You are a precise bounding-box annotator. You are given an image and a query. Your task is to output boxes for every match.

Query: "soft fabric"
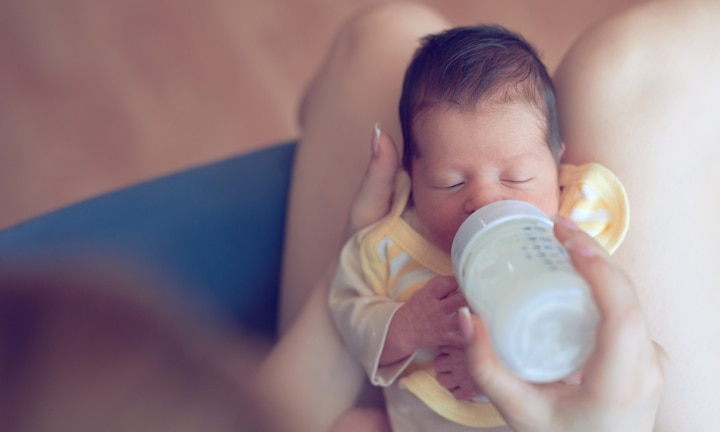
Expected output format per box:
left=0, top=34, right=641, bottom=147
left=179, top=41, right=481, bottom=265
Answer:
left=558, top=163, right=630, bottom=254
left=0, top=142, right=297, bottom=339
left=329, top=163, right=630, bottom=431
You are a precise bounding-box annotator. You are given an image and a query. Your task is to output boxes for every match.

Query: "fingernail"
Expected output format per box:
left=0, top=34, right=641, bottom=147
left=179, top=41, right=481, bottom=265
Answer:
left=371, top=123, right=381, bottom=157
left=552, top=214, right=579, bottom=232
left=562, top=371, right=583, bottom=385
left=458, top=306, right=473, bottom=344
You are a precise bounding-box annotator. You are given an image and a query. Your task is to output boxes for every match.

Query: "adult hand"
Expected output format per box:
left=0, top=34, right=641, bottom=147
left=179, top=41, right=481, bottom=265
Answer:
left=259, top=126, right=399, bottom=432
left=344, top=125, right=400, bottom=238
left=460, top=216, right=668, bottom=432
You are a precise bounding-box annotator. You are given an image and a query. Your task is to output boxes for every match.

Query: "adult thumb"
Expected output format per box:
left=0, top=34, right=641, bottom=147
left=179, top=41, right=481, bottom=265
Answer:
left=345, top=124, right=400, bottom=236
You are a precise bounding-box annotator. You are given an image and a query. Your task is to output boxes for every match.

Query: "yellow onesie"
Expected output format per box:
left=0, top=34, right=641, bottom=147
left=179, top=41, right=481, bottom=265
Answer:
left=329, top=163, right=629, bottom=431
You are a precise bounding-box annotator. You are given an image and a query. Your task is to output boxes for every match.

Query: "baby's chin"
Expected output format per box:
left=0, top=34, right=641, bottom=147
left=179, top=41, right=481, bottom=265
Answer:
left=438, top=237, right=454, bottom=255
left=423, top=229, right=455, bottom=255
left=401, top=208, right=454, bottom=253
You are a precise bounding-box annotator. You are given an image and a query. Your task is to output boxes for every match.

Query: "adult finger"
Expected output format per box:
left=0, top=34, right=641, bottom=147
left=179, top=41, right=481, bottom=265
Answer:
left=553, top=216, right=666, bottom=396
left=553, top=216, right=636, bottom=321
left=460, top=307, right=546, bottom=427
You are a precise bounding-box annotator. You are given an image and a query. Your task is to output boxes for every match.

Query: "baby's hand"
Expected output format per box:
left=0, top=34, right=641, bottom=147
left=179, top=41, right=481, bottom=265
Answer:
left=433, top=346, right=485, bottom=401
left=399, top=276, right=468, bottom=349
left=380, top=276, right=468, bottom=366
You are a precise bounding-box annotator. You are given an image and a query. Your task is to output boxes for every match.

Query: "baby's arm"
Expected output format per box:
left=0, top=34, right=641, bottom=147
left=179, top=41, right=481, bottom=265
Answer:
left=330, top=230, right=467, bottom=385
left=329, top=231, right=410, bottom=385
left=379, top=276, right=467, bottom=366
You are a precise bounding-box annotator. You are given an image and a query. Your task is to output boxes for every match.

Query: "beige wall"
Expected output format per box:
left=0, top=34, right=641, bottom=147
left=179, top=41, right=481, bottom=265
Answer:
left=0, top=0, right=645, bottom=229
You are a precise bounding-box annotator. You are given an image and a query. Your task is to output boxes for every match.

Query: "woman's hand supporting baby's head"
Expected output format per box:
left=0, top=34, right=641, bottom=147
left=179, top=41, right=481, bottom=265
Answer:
left=344, top=125, right=400, bottom=239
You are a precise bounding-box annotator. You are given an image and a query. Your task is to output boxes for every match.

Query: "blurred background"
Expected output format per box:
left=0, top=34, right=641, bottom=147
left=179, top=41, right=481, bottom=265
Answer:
left=0, top=0, right=644, bottom=230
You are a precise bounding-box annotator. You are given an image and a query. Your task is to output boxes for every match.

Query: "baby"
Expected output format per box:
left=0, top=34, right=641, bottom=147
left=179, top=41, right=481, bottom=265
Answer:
left=329, top=24, right=629, bottom=431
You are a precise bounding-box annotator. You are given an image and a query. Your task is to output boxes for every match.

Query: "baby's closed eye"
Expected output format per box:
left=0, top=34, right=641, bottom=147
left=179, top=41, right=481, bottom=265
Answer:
left=426, top=175, right=465, bottom=190
left=500, top=168, right=535, bottom=185
left=441, top=181, right=465, bottom=190
left=501, top=177, right=533, bottom=185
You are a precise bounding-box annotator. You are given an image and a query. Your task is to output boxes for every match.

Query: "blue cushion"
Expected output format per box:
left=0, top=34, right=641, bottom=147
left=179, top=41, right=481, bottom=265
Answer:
left=0, top=142, right=297, bottom=339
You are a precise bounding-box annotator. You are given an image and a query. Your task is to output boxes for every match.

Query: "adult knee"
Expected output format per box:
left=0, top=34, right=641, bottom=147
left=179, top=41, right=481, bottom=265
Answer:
left=298, top=2, right=449, bottom=128
left=556, top=1, right=720, bottom=105
left=334, top=2, right=450, bottom=63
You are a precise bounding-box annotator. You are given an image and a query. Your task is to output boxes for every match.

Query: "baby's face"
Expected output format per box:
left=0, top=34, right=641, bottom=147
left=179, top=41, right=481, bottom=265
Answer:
left=410, top=101, right=561, bottom=253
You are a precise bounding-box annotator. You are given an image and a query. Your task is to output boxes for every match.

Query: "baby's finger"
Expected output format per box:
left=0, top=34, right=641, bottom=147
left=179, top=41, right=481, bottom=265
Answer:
left=435, top=371, right=458, bottom=389
left=428, top=276, right=459, bottom=299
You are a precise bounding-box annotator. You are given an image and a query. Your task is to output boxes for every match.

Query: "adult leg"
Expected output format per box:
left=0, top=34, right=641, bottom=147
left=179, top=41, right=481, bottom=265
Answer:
left=554, top=1, right=720, bottom=429
left=256, top=5, right=450, bottom=432
left=279, top=2, right=451, bottom=332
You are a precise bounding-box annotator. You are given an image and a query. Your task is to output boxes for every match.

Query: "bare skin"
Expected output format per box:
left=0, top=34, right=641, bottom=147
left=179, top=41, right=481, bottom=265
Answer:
left=462, top=216, right=668, bottom=432
left=553, top=2, right=720, bottom=429
left=261, top=1, right=720, bottom=431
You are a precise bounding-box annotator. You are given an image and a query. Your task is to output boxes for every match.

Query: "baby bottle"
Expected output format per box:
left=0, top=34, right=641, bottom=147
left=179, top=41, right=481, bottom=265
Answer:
left=451, top=200, right=599, bottom=383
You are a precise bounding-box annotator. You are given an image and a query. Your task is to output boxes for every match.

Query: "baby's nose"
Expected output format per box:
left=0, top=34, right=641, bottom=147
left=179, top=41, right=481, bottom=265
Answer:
left=464, top=185, right=503, bottom=215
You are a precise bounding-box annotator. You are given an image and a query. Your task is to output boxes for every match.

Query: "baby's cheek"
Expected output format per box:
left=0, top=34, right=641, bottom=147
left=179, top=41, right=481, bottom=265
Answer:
left=523, top=185, right=561, bottom=216
left=423, top=214, right=456, bottom=252
left=537, top=193, right=561, bottom=216
left=440, top=218, right=465, bottom=253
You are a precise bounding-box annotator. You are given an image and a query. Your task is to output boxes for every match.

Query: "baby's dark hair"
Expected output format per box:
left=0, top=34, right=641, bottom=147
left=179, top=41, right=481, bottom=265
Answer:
left=399, top=25, right=563, bottom=173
